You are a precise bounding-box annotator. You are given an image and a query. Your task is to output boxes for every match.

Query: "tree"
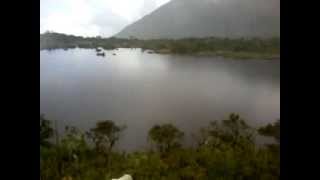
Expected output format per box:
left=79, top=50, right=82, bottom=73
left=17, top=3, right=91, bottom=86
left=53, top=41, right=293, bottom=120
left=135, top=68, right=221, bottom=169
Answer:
left=87, top=120, right=125, bottom=154
left=258, top=120, right=280, bottom=143
left=220, top=113, right=255, bottom=148
left=148, top=124, right=184, bottom=153
left=59, top=126, right=89, bottom=179
left=40, top=114, right=53, bottom=147
left=61, top=126, right=88, bottom=157
left=195, top=113, right=255, bottom=150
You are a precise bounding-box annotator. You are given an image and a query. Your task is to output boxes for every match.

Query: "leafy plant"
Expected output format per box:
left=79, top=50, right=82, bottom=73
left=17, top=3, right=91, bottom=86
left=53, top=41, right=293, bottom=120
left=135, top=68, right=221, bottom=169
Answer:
left=148, top=124, right=184, bottom=153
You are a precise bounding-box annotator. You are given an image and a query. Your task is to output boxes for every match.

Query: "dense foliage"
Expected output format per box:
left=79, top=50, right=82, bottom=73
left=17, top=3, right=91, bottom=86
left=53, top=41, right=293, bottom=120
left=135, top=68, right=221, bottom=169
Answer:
left=40, top=114, right=280, bottom=180
left=258, top=120, right=280, bottom=143
left=148, top=124, right=184, bottom=153
left=40, top=32, right=279, bottom=59
left=40, top=115, right=54, bottom=147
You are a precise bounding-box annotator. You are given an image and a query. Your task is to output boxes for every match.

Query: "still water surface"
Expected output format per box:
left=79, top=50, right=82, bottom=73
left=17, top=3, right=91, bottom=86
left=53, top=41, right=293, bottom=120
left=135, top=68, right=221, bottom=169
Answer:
left=40, top=48, right=280, bottom=151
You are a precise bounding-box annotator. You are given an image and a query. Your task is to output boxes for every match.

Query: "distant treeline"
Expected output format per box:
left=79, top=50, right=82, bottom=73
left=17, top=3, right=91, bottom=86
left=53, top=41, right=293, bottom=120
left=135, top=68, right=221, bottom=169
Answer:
left=40, top=32, right=280, bottom=59
left=40, top=113, right=280, bottom=180
left=40, top=32, right=133, bottom=50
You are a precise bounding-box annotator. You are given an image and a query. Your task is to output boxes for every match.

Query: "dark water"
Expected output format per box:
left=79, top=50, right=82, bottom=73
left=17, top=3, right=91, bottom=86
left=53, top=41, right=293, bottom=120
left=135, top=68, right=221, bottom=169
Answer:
left=40, top=48, right=280, bottom=151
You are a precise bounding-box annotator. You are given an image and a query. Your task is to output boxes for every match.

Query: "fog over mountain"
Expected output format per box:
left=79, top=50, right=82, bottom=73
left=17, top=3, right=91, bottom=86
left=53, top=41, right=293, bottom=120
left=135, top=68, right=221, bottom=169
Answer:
left=115, top=0, right=280, bottom=39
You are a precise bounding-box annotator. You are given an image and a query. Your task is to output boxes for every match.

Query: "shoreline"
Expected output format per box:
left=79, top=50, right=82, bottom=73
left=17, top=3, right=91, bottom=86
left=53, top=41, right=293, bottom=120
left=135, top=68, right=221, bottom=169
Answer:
left=152, top=49, right=280, bottom=60
left=40, top=47, right=280, bottom=60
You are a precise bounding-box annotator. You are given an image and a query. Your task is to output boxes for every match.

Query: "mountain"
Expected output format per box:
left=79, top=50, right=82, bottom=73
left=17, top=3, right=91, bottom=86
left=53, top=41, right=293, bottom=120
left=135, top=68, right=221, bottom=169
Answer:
left=115, top=0, right=280, bottom=39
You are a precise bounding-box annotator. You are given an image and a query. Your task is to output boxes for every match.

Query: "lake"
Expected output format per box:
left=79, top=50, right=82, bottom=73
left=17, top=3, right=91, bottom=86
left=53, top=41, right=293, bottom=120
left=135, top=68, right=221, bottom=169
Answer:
left=40, top=48, right=280, bottom=151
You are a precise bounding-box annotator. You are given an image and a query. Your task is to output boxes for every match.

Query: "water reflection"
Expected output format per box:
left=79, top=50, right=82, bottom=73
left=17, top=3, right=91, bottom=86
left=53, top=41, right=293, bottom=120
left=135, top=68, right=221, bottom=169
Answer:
left=40, top=48, right=280, bottom=151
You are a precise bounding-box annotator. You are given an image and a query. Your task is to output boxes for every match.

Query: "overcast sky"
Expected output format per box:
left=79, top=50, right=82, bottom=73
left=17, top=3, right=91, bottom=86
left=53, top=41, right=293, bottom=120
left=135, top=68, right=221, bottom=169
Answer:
left=40, top=0, right=171, bottom=37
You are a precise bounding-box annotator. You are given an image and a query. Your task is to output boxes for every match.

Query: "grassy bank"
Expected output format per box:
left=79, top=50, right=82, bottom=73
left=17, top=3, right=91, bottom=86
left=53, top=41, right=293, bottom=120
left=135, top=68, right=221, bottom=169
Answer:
left=153, top=49, right=280, bottom=60
left=208, top=51, right=280, bottom=60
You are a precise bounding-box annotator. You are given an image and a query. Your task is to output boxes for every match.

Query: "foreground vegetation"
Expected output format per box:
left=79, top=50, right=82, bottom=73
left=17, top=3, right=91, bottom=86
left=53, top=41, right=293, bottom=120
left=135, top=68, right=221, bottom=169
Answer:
left=40, top=32, right=279, bottom=60
left=40, top=114, right=280, bottom=180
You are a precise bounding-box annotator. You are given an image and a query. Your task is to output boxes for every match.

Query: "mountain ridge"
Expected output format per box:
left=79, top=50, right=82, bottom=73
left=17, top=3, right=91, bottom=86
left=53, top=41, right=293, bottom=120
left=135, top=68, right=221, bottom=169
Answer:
left=115, top=0, right=280, bottom=39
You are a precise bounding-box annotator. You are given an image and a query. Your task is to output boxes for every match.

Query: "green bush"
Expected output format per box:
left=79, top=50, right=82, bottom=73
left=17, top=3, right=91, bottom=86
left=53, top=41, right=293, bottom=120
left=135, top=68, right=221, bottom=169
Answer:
left=40, top=114, right=280, bottom=180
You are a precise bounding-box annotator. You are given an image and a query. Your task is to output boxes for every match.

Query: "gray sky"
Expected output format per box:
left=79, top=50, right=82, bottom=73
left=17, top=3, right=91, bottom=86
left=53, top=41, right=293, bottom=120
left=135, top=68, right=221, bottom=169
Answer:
left=40, top=0, right=171, bottom=37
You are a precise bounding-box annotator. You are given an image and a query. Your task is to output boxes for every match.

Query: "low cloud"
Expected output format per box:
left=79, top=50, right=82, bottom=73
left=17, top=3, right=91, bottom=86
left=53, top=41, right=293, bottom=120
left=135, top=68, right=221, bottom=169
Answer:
left=40, top=0, right=171, bottom=37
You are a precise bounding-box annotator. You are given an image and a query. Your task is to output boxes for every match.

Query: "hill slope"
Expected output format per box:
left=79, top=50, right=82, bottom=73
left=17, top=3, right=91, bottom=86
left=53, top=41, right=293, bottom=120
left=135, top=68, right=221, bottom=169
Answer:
left=115, top=0, right=280, bottom=39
